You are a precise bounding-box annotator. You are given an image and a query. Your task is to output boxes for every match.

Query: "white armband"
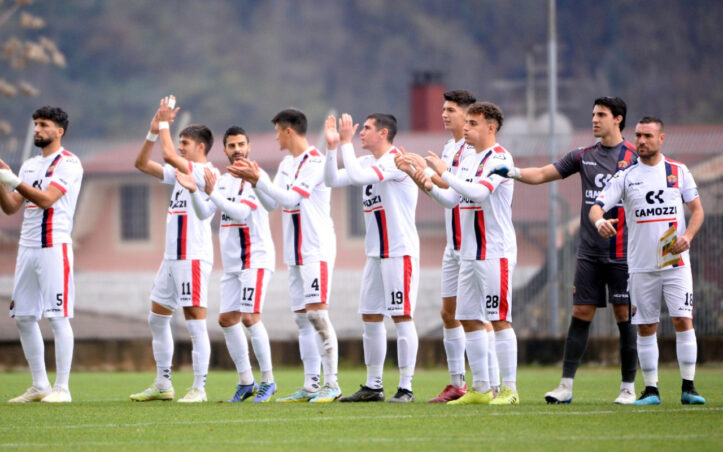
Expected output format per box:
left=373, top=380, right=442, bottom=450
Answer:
left=146, top=131, right=158, bottom=142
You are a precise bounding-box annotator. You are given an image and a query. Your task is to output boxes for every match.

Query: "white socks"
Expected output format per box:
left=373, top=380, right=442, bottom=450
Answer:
left=363, top=321, right=386, bottom=389
left=308, top=310, right=338, bottom=387
left=295, top=313, right=320, bottom=391
left=465, top=329, right=490, bottom=393
left=676, top=329, right=697, bottom=381
left=248, top=322, right=273, bottom=383
left=222, top=323, right=253, bottom=385
left=395, top=321, right=418, bottom=391
left=495, top=328, right=518, bottom=393
left=487, top=329, right=500, bottom=390
left=15, top=316, right=50, bottom=390
left=186, top=319, right=210, bottom=389
left=47, top=317, right=73, bottom=389
left=148, top=312, right=173, bottom=388
left=637, top=333, right=659, bottom=387
left=443, top=326, right=466, bottom=386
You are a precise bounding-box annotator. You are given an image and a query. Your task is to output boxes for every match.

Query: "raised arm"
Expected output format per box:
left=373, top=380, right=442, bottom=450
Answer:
left=134, top=106, right=165, bottom=180
left=324, top=115, right=351, bottom=188
left=487, top=161, right=561, bottom=185
left=157, top=95, right=187, bottom=174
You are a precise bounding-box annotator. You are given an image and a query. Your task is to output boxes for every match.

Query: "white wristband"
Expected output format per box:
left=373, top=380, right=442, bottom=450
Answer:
left=509, top=167, right=521, bottom=179
left=146, top=131, right=158, bottom=142
left=158, top=121, right=170, bottom=130
left=594, top=218, right=606, bottom=230
left=423, top=167, right=436, bottom=178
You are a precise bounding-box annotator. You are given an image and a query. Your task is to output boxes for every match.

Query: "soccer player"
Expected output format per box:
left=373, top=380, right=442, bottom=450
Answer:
left=420, top=102, right=519, bottom=405
left=590, top=116, right=705, bottom=406
left=131, top=96, right=218, bottom=403
left=229, top=109, right=340, bottom=403
left=175, top=126, right=276, bottom=403
left=1, top=106, right=82, bottom=403
left=397, top=90, right=503, bottom=402
left=487, top=97, right=638, bottom=404
left=325, top=113, right=420, bottom=403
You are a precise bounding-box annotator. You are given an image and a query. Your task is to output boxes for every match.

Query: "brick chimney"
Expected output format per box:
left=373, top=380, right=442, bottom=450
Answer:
left=410, top=71, right=445, bottom=132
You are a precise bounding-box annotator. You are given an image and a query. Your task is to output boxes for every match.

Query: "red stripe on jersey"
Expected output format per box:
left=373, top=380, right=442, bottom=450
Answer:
left=320, top=261, right=328, bottom=304
left=45, top=154, right=62, bottom=177
left=479, top=180, right=494, bottom=192
left=452, top=205, right=461, bottom=251
left=292, top=212, right=303, bottom=265
left=499, top=258, right=509, bottom=321
left=372, top=166, right=384, bottom=181
left=177, top=215, right=187, bottom=259
left=493, top=145, right=505, bottom=154
left=49, top=181, right=67, bottom=194
left=403, top=256, right=412, bottom=317
left=615, top=207, right=625, bottom=259
left=241, top=199, right=257, bottom=209
left=42, top=208, right=54, bottom=248
left=62, top=243, right=70, bottom=317
left=309, top=149, right=321, bottom=157
left=253, top=268, right=264, bottom=313
left=292, top=186, right=310, bottom=198
left=374, top=209, right=389, bottom=258
left=636, top=217, right=677, bottom=224
left=191, top=260, right=201, bottom=306
left=240, top=227, right=251, bottom=269
left=474, top=210, right=486, bottom=260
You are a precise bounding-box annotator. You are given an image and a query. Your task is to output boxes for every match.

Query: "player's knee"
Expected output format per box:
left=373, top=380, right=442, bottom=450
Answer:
left=14, top=315, right=36, bottom=329
left=440, top=307, right=457, bottom=325
left=572, top=304, right=596, bottom=321
left=240, top=314, right=258, bottom=328
left=218, top=312, right=240, bottom=328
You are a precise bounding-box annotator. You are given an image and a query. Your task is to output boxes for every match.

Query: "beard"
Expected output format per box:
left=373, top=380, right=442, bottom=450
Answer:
left=34, top=136, right=53, bottom=148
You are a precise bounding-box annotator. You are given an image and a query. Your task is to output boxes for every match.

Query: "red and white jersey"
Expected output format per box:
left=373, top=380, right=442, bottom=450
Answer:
left=457, top=144, right=516, bottom=261
left=440, top=137, right=472, bottom=252
left=595, top=155, right=698, bottom=273
left=162, top=162, right=218, bottom=263
left=357, top=146, right=419, bottom=258
left=18, top=148, right=83, bottom=248
left=216, top=173, right=275, bottom=273
left=274, top=147, right=335, bottom=265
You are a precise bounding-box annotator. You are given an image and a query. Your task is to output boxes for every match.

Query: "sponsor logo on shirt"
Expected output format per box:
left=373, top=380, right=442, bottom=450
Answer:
left=582, top=160, right=597, bottom=166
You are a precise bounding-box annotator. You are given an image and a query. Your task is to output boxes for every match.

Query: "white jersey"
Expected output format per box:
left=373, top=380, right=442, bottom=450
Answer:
left=216, top=173, right=275, bottom=273
left=18, top=148, right=83, bottom=248
left=595, top=155, right=698, bottom=273
left=162, top=162, right=217, bottom=263
left=457, top=144, right=517, bottom=261
left=274, top=147, right=335, bottom=265
left=357, top=146, right=419, bottom=258
left=440, top=137, right=472, bottom=252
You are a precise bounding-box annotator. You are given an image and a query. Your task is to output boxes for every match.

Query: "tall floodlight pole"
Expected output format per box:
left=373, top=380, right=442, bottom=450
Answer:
left=547, top=0, right=559, bottom=337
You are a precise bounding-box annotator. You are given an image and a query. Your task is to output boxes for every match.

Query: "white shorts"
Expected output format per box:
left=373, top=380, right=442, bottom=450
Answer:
left=11, top=244, right=74, bottom=320
left=441, top=246, right=461, bottom=298
left=220, top=268, right=273, bottom=314
left=456, top=258, right=514, bottom=322
left=629, top=267, right=694, bottom=324
left=150, top=259, right=211, bottom=310
left=288, top=260, right=332, bottom=312
left=359, top=256, right=419, bottom=317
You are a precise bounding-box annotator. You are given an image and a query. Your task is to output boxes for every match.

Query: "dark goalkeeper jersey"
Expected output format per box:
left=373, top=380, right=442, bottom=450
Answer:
left=553, top=140, right=637, bottom=263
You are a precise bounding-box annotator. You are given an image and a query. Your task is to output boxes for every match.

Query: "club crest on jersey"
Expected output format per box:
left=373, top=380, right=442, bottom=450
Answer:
left=617, top=160, right=629, bottom=170
left=631, top=305, right=637, bottom=317
left=667, top=174, right=677, bottom=185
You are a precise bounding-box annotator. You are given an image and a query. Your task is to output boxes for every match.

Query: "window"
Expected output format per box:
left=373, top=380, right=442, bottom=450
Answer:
left=120, top=184, right=149, bottom=240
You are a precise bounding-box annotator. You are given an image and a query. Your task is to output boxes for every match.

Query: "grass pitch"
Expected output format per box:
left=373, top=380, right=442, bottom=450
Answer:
left=0, top=366, right=720, bottom=451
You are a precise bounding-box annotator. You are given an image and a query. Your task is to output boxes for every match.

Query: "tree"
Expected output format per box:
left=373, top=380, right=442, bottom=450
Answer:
left=0, top=0, right=65, bottom=152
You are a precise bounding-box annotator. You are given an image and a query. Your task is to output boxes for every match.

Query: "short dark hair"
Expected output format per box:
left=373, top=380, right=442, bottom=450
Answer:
left=223, top=126, right=249, bottom=146
left=180, top=124, right=214, bottom=155
left=638, top=116, right=664, bottom=131
left=443, top=90, right=476, bottom=108
left=32, top=106, right=69, bottom=135
left=594, top=96, right=627, bottom=131
left=366, top=113, right=398, bottom=143
left=467, top=102, right=504, bottom=132
left=271, top=109, right=307, bottom=136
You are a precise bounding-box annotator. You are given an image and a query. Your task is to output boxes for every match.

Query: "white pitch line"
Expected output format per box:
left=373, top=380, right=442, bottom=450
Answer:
left=0, top=407, right=719, bottom=432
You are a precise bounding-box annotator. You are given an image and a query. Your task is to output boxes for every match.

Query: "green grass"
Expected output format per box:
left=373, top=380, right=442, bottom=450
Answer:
left=1, top=366, right=721, bottom=451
